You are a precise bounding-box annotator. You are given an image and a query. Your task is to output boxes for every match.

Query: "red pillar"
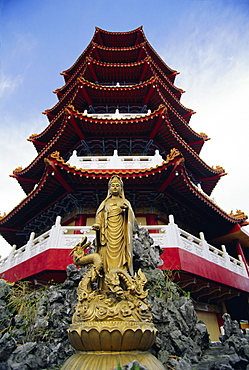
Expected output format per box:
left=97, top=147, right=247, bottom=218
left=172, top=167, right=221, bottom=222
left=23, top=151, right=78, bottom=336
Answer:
left=235, top=240, right=249, bottom=277
left=217, top=313, right=224, bottom=332
left=74, top=214, right=87, bottom=234
left=145, top=214, right=158, bottom=233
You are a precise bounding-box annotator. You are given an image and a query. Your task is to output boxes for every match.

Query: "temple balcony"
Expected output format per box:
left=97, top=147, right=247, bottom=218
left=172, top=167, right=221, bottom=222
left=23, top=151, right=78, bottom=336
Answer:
left=69, top=149, right=163, bottom=170
left=0, top=215, right=248, bottom=291
left=96, top=82, right=140, bottom=86
left=85, top=106, right=151, bottom=115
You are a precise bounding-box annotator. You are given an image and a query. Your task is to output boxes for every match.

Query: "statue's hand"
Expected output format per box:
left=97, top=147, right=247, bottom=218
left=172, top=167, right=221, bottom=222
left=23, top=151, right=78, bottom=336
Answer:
left=120, top=204, right=128, bottom=211
left=92, top=223, right=100, bottom=231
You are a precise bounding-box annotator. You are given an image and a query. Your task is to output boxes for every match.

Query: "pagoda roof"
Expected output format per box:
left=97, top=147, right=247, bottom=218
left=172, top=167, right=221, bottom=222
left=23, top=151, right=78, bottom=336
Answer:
left=63, top=56, right=152, bottom=87
left=94, top=27, right=178, bottom=82
left=35, top=59, right=186, bottom=152
left=65, top=105, right=219, bottom=195
left=43, top=76, right=162, bottom=123
left=89, top=42, right=148, bottom=63
left=63, top=27, right=177, bottom=85
left=60, top=56, right=181, bottom=95
left=14, top=105, right=215, bottom=195
left=41, top=76, right=195, bottom=146
left=61, top=45, right=178, bottom=101
left=30, top=28, right=192, bottom=160
left=93, top=27, right=146, bottom=47
left=0, top=150, right=246, bottom=248
left=58, top=57, right=186, bottom=119
left=63, top=43, right=149, bottom=83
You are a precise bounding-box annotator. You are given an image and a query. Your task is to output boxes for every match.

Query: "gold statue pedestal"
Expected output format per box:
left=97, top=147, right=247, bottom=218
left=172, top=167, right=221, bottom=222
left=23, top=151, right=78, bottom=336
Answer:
left=61, top=350, right=165, bottom=370
left=67, top=321, right=157, bottom=351
left=61, top=320, right=165, bottom=369
left=61, top=308, right=165, bottom=370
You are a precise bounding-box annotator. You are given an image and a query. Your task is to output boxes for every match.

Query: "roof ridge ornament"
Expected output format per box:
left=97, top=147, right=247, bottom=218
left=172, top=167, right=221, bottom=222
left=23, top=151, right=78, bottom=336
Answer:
left=0, top=212, right=6, bottom=220
left=165, top=148, right=181, bottom=163
left=212, top=165, right=227, bottom=175
left=229, top=209, right=248, bottom=220
left=12, top=166, right=23, bottom=174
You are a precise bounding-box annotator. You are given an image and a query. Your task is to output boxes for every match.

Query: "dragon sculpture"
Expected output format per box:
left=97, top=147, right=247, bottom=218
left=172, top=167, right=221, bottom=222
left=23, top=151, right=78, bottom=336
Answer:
left=70, top=236, right=152, bottom=323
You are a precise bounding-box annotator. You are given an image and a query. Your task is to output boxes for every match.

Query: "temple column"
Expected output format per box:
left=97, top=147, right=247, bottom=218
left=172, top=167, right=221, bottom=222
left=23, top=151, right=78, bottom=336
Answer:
left=74, top=214, right=87, bottom=234
left=145, top=213, right=158, bottom=233
left=235, top=239, right=249, bottom=276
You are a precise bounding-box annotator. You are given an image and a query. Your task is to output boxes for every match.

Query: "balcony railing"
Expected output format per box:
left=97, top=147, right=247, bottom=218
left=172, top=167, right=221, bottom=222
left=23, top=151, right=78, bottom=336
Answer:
left=84, top=106, right=151, bottom=115
left=0, top=215, right=248, bottom=279
left=69, top=149, right=163, bottom=170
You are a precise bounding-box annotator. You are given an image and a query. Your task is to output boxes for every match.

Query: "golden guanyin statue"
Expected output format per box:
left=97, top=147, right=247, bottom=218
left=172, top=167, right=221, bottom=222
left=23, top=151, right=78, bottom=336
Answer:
left=62, top=176, right=165, bottom=370
left=93, top=175, right=134, bottom=275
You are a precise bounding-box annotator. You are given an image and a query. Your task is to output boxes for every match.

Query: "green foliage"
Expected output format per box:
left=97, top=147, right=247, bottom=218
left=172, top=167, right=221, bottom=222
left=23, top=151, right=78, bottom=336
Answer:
left=132, top=364, right=141, bottom=370
left=4, top=281, right=51, bottom=343
left=115, top=361, right=141, bottom=370
left=7, top=281, right=38, bottom=341
left=117, top=360, right=122, bottom=369
left=146, top=270, right=191, bottom=301
left=163, top=270, right=191, bottom=299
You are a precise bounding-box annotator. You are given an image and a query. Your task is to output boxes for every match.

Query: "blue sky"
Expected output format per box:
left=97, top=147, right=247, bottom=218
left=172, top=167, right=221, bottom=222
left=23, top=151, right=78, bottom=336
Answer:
left=1, top=0, right=249, bottom=256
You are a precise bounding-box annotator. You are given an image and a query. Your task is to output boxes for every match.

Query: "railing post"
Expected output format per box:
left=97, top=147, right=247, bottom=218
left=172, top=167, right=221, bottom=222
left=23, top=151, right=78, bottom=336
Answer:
left=221, top=244, right=230, bottom=269
left=165, top=215, right=182, bottom=247
left=113, top=149, right=118, bottom=168
left=26, top=232, right=35, bottom=259
left=49, top=216, right=62, bottom=249
left=238, top=254, right=249, bottom=277
left=221, top=244, right=232, bottom=271
left=55, top=215, right=62, bottom=227
left=5, top=245, right=16, bottom=271
left=199, top=232, right=209, bottom=259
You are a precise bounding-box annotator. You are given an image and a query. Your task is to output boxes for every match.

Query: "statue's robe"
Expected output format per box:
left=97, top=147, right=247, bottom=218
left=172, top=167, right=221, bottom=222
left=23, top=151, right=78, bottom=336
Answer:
left=95, top=197, right=134, bottom=276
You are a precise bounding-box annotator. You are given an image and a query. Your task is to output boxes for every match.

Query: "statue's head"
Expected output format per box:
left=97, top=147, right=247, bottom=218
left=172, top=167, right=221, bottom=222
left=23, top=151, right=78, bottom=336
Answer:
left=108, top=175, right=123, bottom=196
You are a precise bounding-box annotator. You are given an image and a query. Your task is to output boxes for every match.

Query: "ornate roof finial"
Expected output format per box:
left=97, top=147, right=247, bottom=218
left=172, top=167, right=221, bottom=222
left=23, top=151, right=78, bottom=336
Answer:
left=0, top=212, right=6, bottom=220
left=229, top=209, right=248, bottom=220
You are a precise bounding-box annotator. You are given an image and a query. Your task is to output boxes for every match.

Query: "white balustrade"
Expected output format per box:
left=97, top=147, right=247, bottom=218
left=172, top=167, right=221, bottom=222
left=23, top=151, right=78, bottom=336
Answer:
left=69, top=149, right=163, bottom=170
left=143, top=216, right=247, bottom=277
left=0, top=214, right=248, bottom=280
left=0, top=217, right=94, bottom=276
left=83, top=108, right=151, bottom=120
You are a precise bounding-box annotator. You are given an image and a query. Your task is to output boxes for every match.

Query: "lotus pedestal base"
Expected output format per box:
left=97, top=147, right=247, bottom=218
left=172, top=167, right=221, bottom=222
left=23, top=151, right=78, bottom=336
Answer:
left=62, top=321, right=165, bottom=369
left=61, top=350, right=165, bottom=370
left=67, top=321, right=157, bottom=352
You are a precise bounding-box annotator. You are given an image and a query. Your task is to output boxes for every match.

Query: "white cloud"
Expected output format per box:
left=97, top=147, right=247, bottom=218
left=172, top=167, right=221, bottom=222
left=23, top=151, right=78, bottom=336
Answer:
left=0, top=114, right=44, bottom=211
left=159, top=7, right=249, bottom=216
left=0, top=74, right=23, bottom=102
left=0, top=114, right=43, bottom=258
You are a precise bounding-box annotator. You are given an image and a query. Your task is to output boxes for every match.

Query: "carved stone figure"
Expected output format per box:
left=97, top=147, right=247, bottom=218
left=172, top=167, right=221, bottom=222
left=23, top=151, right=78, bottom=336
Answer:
left=92, top=175, right=135, bottom=275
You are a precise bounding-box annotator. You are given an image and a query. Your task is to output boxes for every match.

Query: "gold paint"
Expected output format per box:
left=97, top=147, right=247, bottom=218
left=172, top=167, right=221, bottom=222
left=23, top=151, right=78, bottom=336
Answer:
left=92, top=176, right=134, bottom=275
left=64, top=176, right=164, bottom=369
left=229, top=209, right=248, bottom=220
left=0, top=212, right=6, bottom=220
left=61, top=351, right=165, bottom=370
left=165, top=148, right=181, bottom=162
left=200, top=132, right=209, bottom=138
left=28, top=134, right=38, bottom=139
left=13, top=167, right=23, bottom=173
left=212, top=165, right=226, bottom=173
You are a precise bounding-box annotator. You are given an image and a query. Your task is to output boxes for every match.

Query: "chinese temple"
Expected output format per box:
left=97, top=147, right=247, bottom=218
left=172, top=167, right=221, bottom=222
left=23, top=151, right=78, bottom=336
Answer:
left=0, top=27, right=249, bottom=340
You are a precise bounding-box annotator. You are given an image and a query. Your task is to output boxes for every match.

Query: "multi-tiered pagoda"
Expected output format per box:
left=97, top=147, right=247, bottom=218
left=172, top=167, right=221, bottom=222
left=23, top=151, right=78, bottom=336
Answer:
left=1, top=27, right=249, bottom=340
